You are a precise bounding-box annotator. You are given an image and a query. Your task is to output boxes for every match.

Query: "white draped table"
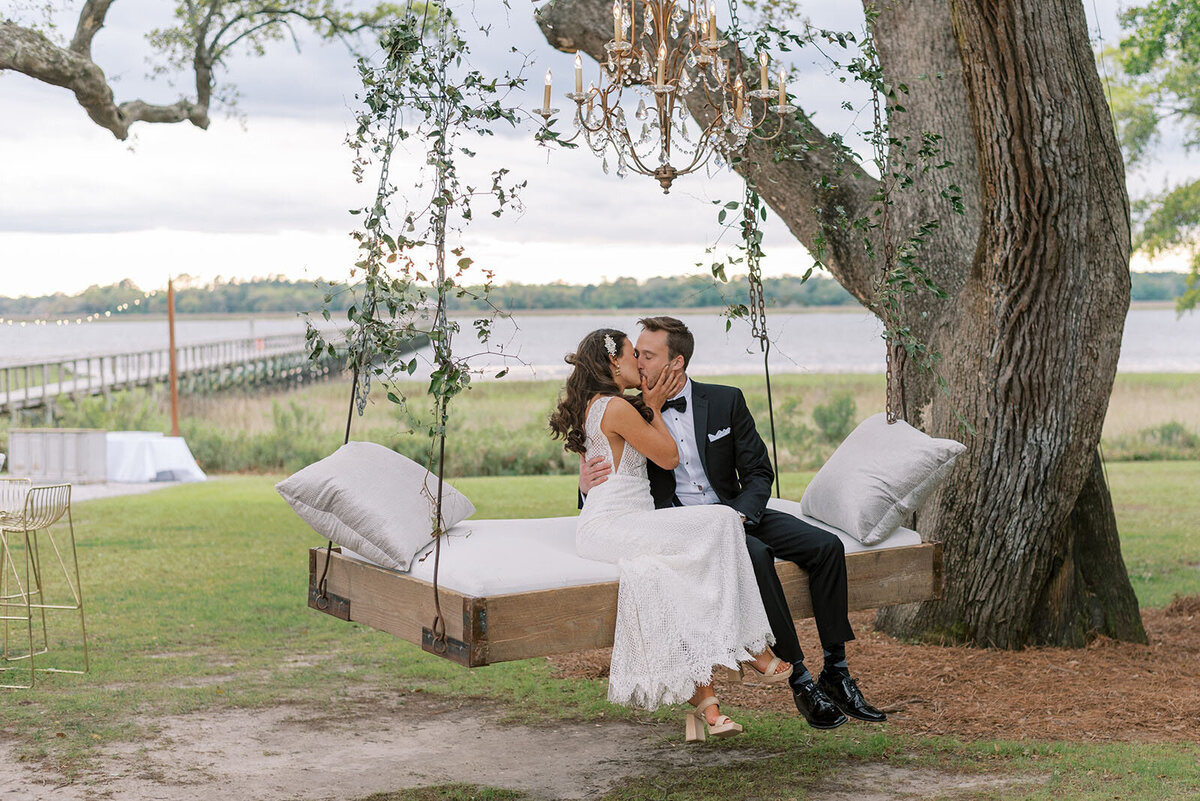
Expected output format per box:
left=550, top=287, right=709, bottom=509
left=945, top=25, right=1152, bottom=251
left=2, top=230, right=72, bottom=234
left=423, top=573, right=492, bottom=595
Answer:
left=106, top=432, right=206, bottom=483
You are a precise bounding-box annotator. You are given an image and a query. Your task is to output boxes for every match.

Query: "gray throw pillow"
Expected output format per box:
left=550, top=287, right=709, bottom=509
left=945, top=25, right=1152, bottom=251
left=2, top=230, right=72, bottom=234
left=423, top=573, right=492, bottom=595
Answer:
left=800, top=413, right=965, bottom=545
left=276, top=441, right=475, bottom=571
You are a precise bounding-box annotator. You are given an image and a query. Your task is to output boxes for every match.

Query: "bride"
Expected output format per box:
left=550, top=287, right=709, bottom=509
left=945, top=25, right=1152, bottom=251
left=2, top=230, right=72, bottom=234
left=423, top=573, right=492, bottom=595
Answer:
left=549, top=328, right=788, bottom=742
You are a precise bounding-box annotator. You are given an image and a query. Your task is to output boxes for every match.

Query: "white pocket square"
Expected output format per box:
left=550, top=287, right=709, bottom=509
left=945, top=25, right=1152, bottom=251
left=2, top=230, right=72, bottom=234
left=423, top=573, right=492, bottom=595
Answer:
left=708, top=428, right=732, bottom=442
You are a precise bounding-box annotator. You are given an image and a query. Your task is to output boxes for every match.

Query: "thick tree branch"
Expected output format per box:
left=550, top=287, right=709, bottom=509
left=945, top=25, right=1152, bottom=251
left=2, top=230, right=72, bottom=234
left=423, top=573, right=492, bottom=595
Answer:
left=533, top=0, right=881, bottom=302
left=1, top=19, right=210, bottom=139
left=69, top=0, right=116, bottom=57
left=3, top=2, right=390, bottom=141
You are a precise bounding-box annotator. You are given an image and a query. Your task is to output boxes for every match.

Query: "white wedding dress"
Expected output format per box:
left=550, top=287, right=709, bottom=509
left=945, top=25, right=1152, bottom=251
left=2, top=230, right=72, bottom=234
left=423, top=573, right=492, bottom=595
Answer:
left=577, top=396, right=774, bottom=709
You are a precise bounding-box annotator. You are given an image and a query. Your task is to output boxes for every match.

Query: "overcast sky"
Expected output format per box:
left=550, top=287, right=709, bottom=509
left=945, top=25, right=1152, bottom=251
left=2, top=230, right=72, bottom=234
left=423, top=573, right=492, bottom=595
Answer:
left=0, top=0, right=1192, bottom=298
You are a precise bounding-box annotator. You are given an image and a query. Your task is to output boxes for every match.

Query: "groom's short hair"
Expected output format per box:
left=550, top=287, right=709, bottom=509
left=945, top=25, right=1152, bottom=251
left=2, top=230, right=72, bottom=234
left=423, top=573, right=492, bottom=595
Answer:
left=638, top=316, right=694, bottom=369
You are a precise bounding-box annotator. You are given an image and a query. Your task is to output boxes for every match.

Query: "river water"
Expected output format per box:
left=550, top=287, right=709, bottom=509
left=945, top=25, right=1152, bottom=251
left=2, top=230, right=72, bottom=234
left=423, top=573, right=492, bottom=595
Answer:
left=1, top=308, right=1197, bottom=377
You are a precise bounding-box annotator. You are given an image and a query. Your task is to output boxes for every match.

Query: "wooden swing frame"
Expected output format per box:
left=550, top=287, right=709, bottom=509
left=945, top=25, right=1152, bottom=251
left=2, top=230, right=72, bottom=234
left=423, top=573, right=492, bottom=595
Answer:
left=308, top=539, right=942, bottom=668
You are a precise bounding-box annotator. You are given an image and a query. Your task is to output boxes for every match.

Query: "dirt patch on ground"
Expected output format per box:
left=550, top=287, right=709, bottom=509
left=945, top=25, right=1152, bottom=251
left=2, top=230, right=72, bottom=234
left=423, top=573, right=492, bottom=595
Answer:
left=551, top=600, right=1200, bottom=743
left=0, top=692, right=765, bottom=801
left=0, top=690, right=1037, bottom=801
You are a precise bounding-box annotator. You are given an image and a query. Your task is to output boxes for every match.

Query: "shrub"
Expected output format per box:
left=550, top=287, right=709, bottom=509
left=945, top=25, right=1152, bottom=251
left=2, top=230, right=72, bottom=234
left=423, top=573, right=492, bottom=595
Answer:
left=54, top=389, right=168, bottom=432
left=812, top=392, right=857, bottom=444
left=1104, top=420, right=1200, bottom=461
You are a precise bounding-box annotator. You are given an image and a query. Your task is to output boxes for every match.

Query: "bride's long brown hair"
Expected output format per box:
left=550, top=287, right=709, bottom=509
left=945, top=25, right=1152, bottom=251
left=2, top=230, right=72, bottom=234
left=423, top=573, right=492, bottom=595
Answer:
left=549, top=329, right=653, bottom=455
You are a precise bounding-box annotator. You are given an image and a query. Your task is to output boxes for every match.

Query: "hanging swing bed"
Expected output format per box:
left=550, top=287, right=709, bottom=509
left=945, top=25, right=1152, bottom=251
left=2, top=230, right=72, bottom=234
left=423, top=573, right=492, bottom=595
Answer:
left=305, top=510, right=942, bottom=669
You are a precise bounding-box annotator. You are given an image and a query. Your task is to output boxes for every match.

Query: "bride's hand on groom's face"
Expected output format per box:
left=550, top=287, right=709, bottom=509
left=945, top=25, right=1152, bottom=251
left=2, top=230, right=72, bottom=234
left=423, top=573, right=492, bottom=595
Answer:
left=642, top=365, right=685, bottom=411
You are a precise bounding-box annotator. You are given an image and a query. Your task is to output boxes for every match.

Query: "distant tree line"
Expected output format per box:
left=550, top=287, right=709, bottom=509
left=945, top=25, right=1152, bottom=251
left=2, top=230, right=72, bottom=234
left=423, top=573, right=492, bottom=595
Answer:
left=0, top=273, right=1190, bottom=317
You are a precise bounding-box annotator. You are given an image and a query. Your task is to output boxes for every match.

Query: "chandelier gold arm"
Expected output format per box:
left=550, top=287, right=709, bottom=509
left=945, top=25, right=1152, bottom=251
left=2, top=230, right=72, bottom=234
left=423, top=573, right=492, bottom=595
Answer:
left=536, top=0, right=796, bottom=191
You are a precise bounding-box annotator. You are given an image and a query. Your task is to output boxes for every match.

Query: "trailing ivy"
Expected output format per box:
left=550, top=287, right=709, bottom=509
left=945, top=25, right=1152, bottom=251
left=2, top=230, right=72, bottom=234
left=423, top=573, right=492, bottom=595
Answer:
left=306, top=8, right=531, bottom=532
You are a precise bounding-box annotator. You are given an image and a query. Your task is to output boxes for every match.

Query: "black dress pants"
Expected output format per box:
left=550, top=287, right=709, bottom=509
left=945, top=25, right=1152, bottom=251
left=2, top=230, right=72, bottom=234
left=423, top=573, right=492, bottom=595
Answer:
left=743, top=509, right=855, bottom=665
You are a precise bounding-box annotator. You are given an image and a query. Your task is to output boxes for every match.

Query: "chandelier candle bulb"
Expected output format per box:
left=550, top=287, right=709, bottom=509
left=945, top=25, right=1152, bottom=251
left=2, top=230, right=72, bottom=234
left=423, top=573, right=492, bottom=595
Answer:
left=734, top=75, right=744, bottom=118
left=657, top=41, right=667, bottom=86
left=544, top=70, right=552, bottom=114
left=778, top=68, right=786, bottom=106
left=759, top=51, right=769, bottom=90
left=575, top=54, right=583, bottom=93
left=708, top=2, right=717, bottom=43
left=613, top=0, right=622, bottom=43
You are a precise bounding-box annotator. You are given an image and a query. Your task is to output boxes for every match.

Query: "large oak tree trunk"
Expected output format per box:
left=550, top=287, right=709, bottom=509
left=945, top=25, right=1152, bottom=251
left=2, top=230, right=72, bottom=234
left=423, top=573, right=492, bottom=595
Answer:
left=536, top=0, right=1146, bottom=647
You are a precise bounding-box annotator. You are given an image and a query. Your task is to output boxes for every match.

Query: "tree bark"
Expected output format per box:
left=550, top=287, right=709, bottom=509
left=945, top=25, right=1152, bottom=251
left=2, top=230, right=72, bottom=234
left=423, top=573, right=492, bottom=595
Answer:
left=535, top=0, right=1146, bottom=648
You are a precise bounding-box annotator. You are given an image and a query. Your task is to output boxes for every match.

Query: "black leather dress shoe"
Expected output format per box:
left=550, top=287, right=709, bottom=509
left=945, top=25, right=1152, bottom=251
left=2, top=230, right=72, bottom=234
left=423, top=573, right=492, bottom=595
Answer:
left=817, top=671, right=887, bottom=723
left=791, top=678, right=847, bottom=729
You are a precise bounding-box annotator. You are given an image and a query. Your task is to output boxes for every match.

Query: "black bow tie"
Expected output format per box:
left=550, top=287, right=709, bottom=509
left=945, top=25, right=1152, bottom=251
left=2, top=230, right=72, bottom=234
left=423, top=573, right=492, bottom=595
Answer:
left=663, top=396, right=687, bottom=413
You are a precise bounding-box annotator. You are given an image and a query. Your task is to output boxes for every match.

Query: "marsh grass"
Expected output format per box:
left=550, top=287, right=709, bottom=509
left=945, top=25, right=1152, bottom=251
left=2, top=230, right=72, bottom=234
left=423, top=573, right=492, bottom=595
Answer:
left=30, top=372, right=1191, bottom=475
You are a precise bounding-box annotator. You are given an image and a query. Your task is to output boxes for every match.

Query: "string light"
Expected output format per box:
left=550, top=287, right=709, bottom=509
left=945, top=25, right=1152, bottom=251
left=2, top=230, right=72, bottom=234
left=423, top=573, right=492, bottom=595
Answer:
left=0, top=289, right=160, bottom=328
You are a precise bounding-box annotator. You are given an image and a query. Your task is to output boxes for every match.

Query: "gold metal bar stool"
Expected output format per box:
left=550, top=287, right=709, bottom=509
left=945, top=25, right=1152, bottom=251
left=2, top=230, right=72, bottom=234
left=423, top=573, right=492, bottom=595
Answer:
left=0, top=477, right=35, bottom=689
left=0, top=482, right=88, bottom=689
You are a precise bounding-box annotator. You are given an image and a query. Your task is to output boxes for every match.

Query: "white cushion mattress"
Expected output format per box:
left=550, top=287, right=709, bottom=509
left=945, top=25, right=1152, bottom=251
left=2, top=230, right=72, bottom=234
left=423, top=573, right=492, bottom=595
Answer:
left=345, top=497, right=922, bottom=597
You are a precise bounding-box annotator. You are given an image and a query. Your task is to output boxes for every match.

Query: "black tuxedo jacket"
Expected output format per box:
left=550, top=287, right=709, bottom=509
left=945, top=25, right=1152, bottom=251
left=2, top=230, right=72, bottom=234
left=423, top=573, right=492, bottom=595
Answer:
left=646, top=381, right=775, bottom=526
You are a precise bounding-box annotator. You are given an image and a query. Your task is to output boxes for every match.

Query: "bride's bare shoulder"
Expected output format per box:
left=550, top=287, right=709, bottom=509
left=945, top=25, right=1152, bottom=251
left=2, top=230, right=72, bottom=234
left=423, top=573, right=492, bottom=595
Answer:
left=597, top=394, right=641, bottom=425
left=585, top=393, right=620, bottom=417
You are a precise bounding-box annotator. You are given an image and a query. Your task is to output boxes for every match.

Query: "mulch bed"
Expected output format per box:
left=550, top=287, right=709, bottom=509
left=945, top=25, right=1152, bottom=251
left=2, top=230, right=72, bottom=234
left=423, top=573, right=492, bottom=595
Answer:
left=548, top=595, right=1200, bottom=743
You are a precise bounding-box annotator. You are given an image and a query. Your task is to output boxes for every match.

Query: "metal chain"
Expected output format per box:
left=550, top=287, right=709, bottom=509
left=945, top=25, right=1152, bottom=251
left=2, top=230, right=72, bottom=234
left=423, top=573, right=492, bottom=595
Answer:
left=743, top=182, right=781, bottom=498
left=727, top=0, right=743, bottom=77
left=869, top=58, right=900, bottom=425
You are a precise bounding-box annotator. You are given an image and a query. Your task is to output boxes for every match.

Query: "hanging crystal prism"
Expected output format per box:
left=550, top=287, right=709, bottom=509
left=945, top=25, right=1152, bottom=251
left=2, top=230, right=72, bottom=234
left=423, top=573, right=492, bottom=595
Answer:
left=602, top=156, right=610, bottom=174
left=644, top=5, right=654, bottom=38
left=685, top=49, right=697, bottom=69
left=635, top=98, right=648, bottom=120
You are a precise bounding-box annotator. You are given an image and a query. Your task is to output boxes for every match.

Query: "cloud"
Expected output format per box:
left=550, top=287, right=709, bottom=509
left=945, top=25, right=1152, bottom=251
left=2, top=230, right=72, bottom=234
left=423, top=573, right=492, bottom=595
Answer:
left=1, top=0, right=1195, bottom=299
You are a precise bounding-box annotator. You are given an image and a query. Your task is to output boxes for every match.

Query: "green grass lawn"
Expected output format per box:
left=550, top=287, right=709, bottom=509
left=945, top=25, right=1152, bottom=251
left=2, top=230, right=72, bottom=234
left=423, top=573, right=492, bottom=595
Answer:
left=1, top=464, right=1197, bottom=799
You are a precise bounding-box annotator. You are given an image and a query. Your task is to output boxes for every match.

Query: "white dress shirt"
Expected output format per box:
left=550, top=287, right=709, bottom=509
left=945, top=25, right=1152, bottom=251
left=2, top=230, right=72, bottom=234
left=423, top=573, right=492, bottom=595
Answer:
left=661, top=379, right=722, bottom=506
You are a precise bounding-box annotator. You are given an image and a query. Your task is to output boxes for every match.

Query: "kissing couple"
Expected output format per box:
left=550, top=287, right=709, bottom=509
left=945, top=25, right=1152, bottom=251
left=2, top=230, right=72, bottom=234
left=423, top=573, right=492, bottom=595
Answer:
left=549, top=316, right=884, bottom=742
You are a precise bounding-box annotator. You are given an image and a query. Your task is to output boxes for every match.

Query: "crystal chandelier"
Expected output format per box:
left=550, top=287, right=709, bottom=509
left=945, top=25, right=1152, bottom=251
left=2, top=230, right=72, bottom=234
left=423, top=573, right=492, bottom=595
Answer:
left=538, top=0, right=795, bottom=193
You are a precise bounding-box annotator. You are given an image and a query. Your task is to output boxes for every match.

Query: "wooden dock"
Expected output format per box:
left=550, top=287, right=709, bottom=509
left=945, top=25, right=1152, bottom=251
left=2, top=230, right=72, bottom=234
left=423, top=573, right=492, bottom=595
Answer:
left=2, top=334, right=350, bottom=414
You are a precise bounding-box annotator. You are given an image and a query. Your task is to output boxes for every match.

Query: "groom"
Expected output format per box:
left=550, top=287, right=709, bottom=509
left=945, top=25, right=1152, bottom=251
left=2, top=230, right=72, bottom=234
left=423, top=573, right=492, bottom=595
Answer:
left=580, top=316, right=885, bottom=729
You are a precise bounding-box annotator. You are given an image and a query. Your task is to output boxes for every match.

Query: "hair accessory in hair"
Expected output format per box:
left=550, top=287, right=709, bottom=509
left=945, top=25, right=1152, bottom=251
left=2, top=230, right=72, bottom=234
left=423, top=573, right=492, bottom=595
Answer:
left=604, top=334, right=617, bottom=357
